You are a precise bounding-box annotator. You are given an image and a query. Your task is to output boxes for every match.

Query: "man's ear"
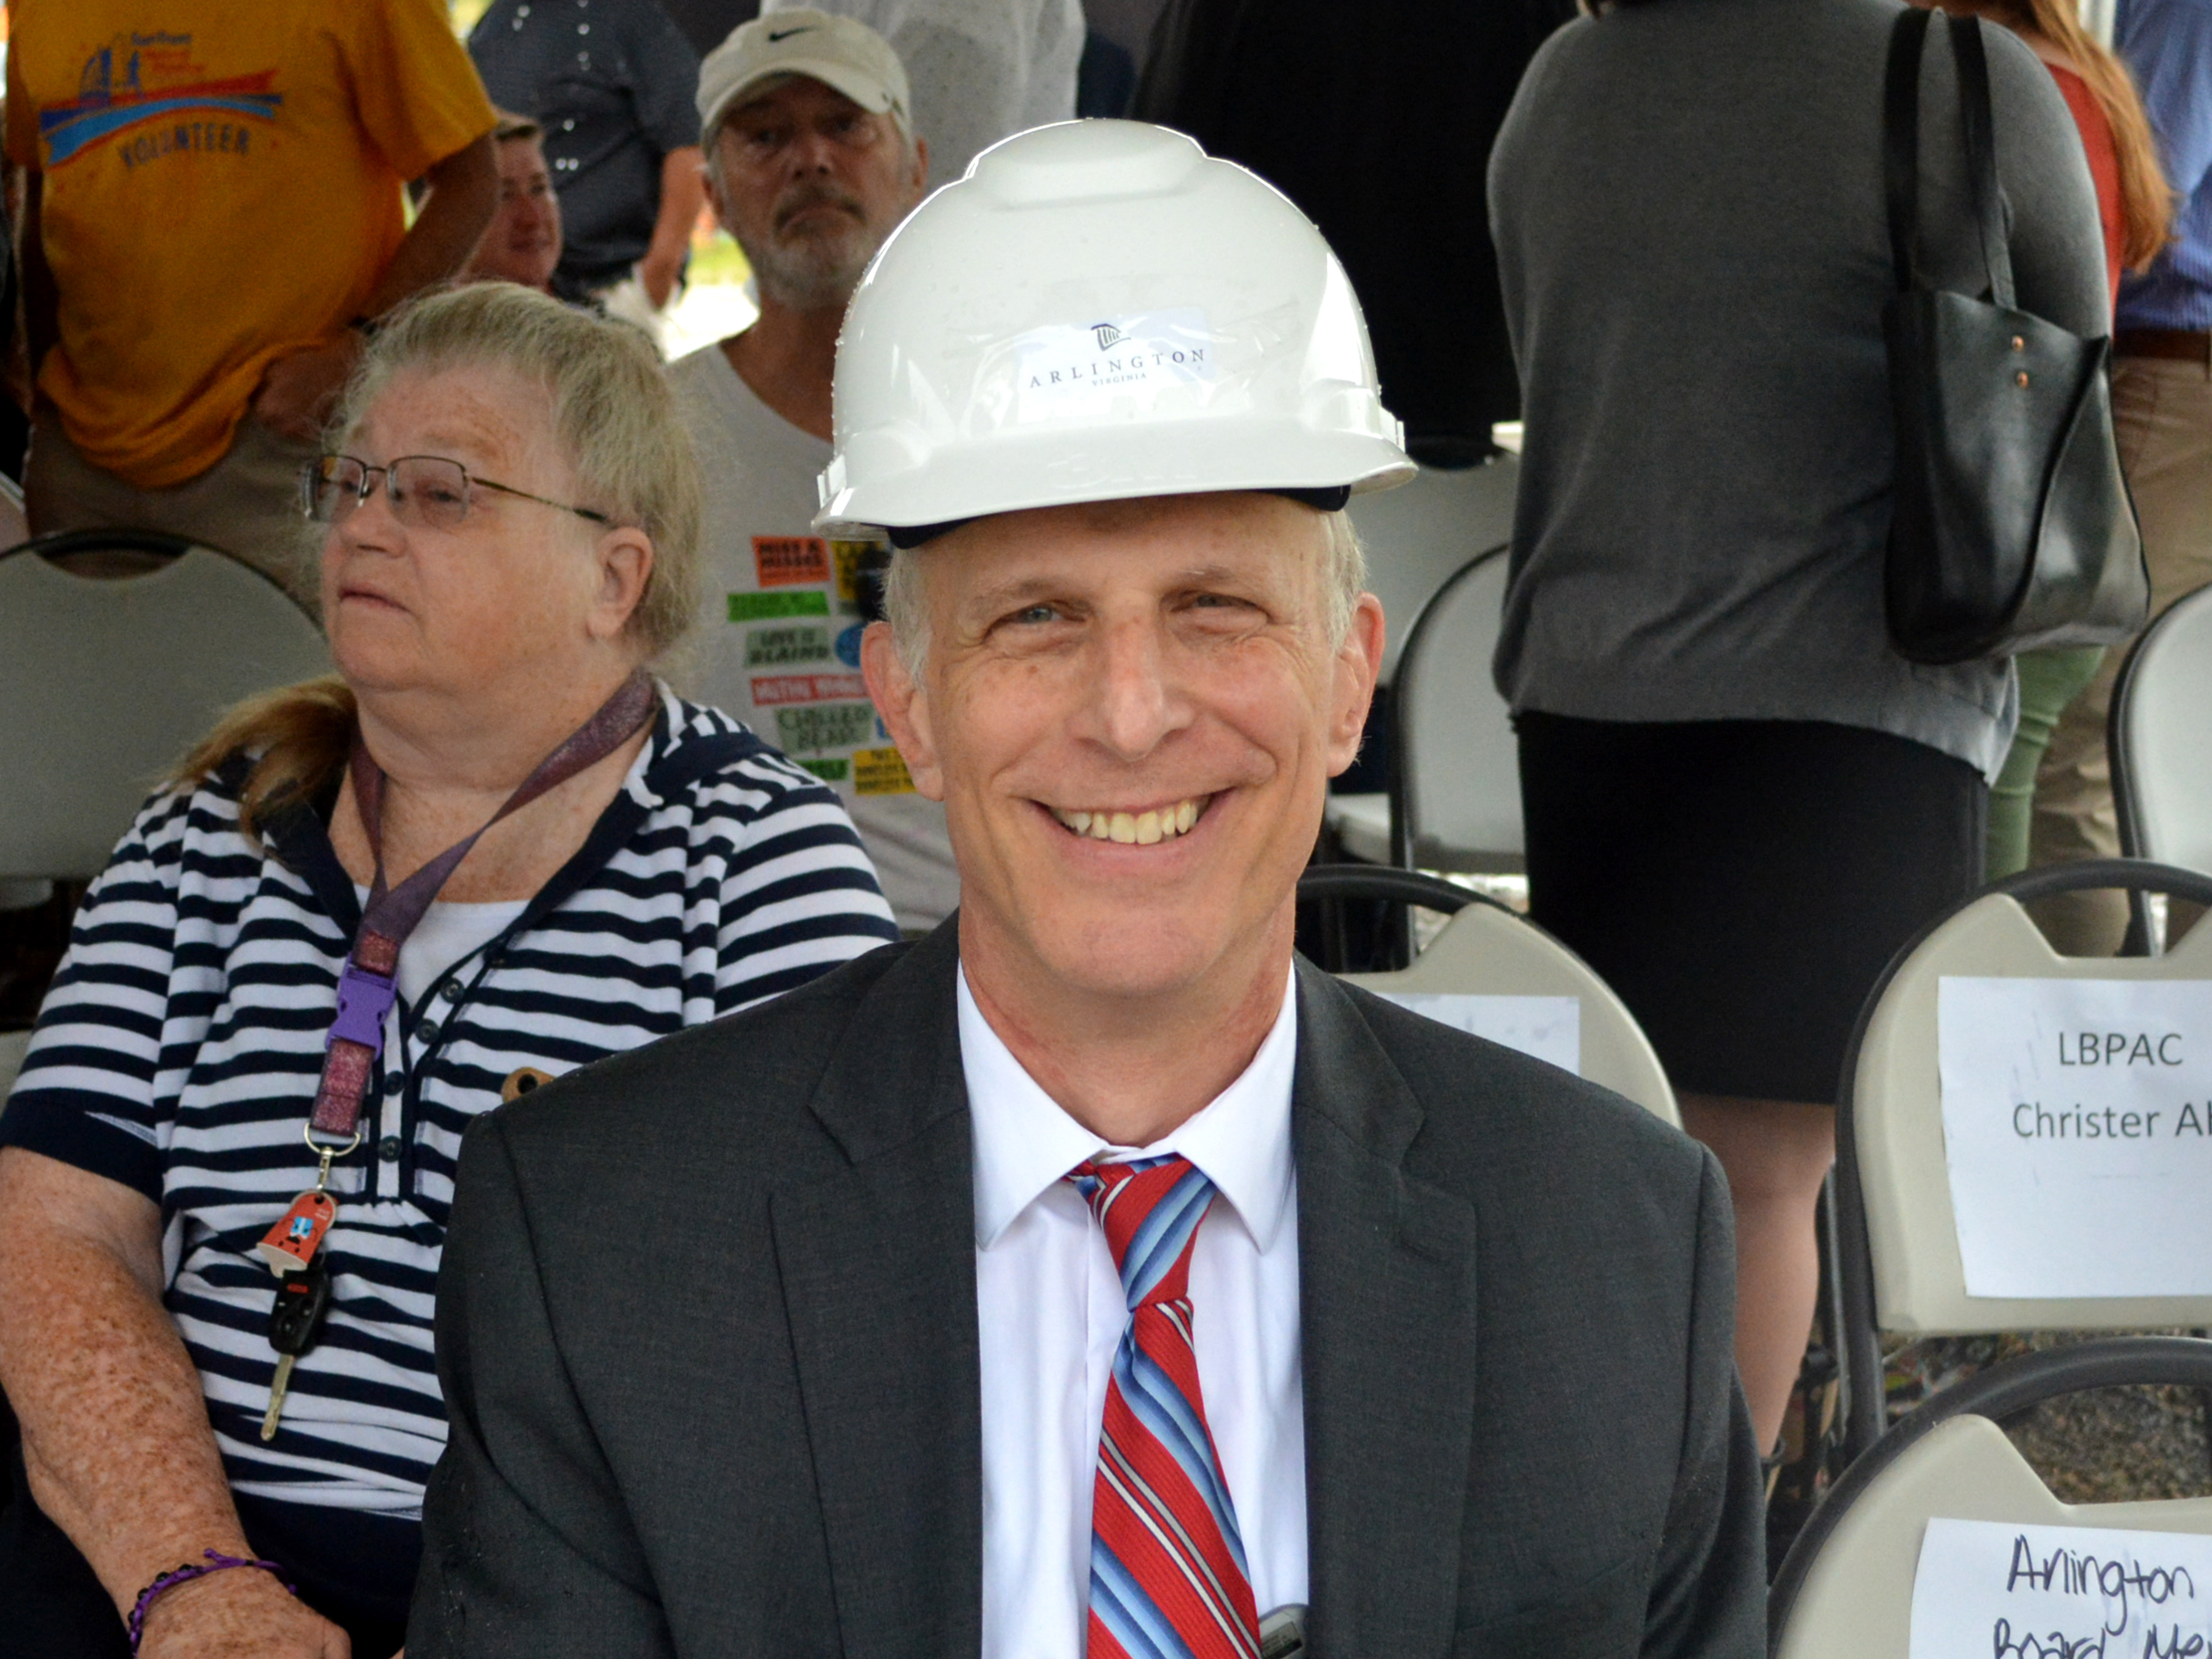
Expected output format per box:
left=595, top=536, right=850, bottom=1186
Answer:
left=588, top=528, right=654, bottom=641
left=860, top=620, right=945, bottom=800
left=1325, top=591, right=1385, bottom=777
left=910, top=134, right=930, bottom=195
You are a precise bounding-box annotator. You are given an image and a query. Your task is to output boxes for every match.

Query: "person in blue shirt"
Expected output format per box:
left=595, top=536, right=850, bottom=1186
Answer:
left=468, top=0, right=708, bottom=311
left=2032, top=0, right=2212, bottom=952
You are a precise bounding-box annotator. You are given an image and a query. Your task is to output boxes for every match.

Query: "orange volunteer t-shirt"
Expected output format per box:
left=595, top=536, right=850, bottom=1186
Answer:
left=6, top=1, right=496, bottom=488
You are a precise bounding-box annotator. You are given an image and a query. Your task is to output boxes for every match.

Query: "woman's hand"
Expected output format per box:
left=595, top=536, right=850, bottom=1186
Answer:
left=138, top=1563, right=351, bottom=1658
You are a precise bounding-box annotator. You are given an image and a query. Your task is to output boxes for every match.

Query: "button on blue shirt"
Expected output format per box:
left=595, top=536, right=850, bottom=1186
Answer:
left=2117, top=0, right=2212, bottom=329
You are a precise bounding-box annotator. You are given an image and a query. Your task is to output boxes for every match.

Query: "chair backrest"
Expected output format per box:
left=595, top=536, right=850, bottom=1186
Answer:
left=0, top=1029, right=27, bottom=1102
left=2114, top=580, right=2212, bottom=875
left=1345, top=455, right=1517, bottom=685
left=1846, top=866, right=2212, bottom=1341
left=1342, top=894, right=1680, bottom=1127
left=1391, top=548, right=1521, bottom=873
left=1775, top=1340, right=2212, bottom=1659
left=0, top=538, right=330, bottom=880
left=0, top=473, right=27, bottom=552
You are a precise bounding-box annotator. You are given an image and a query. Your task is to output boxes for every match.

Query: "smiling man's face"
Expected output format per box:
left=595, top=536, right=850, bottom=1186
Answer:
left=862, top=492, right=1382, bottom=1006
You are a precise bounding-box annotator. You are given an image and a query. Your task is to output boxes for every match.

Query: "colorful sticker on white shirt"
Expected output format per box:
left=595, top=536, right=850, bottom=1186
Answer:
left=729, top=590, right=830, bottom=623
left=754, top=535, right=831, bottom=588
left=775, top=701, right=879, bottom=757
left=751, top=672, right=869, bottom=706
left=725, top=533, right=910, bottom=793
left=853, top=746, right=916, bottom=797
left=745, top=624, right=832, bottom=666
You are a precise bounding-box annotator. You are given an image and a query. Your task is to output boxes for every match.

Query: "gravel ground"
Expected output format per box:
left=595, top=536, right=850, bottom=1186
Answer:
left=1885, top=1332, right=2212, bottom=1502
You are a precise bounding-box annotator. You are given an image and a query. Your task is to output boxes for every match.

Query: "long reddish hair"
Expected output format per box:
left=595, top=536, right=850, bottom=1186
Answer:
left=1974, top=0, right=2172, bottom=268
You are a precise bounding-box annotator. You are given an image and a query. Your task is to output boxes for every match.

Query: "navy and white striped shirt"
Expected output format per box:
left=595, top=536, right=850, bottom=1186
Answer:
left=0, top=688, right=900, bottom=1519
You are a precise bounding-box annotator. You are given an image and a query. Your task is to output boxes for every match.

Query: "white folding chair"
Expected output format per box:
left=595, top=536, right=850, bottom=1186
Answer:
left=1835, top=860, right=2212, bottom=1462
left=1325, top=457, right=1519, bottom=870
left=0, top=472, right=27, bottom=552
left=1301, top=865, right=1678, bottom=1125
left=0, top=531, right=330, bottom=882
left=1772, top=1337, right=2212, bottom=1659
left=2114, top=580, right=2212, bottom=878
left=0, top=1029, right=27, bottom=1101
left=1324, top=548, right=1522, bottom=873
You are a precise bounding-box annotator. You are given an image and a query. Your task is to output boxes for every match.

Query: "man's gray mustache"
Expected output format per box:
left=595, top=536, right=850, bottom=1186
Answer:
left=775, top=188, right=867, bottom=233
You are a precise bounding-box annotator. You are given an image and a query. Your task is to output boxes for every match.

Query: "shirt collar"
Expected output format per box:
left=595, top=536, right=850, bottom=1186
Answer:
left=960, top=963, right=1299, bottom=1254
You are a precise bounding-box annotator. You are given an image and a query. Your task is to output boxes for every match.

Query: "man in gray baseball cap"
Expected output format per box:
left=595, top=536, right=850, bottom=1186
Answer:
left=667, top=11, right=958, bottom=931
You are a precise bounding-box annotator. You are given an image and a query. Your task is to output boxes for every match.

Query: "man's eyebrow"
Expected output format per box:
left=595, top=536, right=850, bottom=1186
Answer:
left=960, top=563, right=1269, bottom=614
left=1168, top=563, right=1262, bottom=588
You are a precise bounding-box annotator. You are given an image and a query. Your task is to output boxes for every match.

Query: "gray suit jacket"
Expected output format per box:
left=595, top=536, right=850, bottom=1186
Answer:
left=410, top=924, right=1765, bottom=1658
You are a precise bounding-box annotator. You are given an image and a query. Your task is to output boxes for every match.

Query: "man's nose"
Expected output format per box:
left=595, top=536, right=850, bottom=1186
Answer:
left=788, top=126, right=840, bottom=175
left=1087, top=618, right=1189, bottom=760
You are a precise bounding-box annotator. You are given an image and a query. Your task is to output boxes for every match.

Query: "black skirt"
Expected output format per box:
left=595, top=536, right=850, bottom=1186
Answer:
left=1515, top=712, right=1987, bottom=1103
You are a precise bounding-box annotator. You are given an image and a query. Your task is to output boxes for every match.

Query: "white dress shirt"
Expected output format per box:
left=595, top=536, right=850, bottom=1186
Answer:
left=963, top=966, right=1308, bottom=1659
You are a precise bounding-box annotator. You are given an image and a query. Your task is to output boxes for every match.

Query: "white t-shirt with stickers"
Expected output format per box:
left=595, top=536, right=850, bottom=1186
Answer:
left=669, top=343, right=960, bottom=931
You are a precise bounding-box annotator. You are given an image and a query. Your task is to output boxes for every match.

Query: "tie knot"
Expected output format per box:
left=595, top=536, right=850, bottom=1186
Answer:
left=1065, top=1153, right=1218, bottom=1310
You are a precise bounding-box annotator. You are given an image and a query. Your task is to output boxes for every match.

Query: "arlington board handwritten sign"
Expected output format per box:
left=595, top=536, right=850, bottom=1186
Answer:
left=1911, top=1518, right=2212, bottom=1659
left=1937, top=977, right=2212, bottom=1298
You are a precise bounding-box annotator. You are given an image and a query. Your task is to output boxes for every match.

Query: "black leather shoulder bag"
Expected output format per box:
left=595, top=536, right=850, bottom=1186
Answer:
left=1882, top=6, right=2147, bottom=665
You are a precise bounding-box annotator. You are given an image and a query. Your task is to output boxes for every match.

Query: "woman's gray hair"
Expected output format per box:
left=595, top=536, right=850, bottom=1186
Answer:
left=881, top=503, right=1368, bottom=677
left=327, top=283, right=703, bottom=659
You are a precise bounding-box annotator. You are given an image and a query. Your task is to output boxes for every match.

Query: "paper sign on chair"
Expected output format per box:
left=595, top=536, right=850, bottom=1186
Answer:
left=1937, top=977, right=2212, bottom=1299
left=1910, top=1517, right=2212, bottom=1659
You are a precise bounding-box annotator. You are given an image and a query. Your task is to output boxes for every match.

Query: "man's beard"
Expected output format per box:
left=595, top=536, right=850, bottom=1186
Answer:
left=744, top=183, right=881, bottom=311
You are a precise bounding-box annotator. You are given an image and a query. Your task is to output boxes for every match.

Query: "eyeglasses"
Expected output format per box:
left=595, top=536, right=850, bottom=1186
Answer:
left=302, top=454, right=610, bottom=532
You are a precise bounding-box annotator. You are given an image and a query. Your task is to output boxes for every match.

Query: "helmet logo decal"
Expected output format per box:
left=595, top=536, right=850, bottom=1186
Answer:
left=1011, top=309, right=1218, bottom=425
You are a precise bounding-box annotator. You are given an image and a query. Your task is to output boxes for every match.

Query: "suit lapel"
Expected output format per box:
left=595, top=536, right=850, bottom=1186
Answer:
left=1293, top=960, right=1482, bottom=1657
left=770, top=924, right=983, bottom=1658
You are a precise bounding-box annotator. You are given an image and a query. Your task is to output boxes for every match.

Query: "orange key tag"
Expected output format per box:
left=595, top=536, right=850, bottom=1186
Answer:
left=255, top=1190, right=337, bottom=1277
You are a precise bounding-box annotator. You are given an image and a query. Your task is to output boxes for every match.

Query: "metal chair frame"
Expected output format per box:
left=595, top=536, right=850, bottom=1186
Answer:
left=1772, top=1335, right=2212, bottom=1655
left=1834, top=859, right=2212, bottom=1463
left=2111, top=581, right=2212, bottom=948
left=1382, top=544, right=1516, bottom=874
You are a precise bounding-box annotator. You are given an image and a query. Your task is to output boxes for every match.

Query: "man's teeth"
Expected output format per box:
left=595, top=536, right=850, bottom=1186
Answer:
left=1051, top=798, right=1206, bottom=844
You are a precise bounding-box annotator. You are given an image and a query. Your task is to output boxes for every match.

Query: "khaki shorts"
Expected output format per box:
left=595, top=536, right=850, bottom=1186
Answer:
left=25, top=407, right=323, bottom=604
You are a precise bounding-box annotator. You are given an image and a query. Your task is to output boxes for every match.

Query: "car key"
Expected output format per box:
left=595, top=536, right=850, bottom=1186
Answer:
left=260, top=1257, right=333, bottom=1442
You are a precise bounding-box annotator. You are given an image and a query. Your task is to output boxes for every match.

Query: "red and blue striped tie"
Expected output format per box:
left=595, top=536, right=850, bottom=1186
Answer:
left=1067, top=1154, right=1262, bottom=1659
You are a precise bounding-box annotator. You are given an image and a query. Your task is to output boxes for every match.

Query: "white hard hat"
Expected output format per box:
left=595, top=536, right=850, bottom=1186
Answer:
left=815, top=119, right=1414, bottom=541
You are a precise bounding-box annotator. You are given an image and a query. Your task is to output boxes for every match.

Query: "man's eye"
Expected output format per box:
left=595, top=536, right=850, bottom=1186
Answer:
left=1011, top=604, right=1061, bottom=626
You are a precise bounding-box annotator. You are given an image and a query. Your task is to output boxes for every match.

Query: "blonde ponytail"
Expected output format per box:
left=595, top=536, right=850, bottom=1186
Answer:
left=170, top=676, right=357, bottom=848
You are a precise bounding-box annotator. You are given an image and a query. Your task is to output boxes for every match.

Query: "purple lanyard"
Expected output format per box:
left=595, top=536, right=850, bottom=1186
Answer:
left=307, top=670, right=659, bottom=1147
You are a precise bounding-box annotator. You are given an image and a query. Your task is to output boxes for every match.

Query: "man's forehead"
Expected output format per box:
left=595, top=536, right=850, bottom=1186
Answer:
left=949, top=494, right=1319, bottom=561
left=931, top=496, right=1326, bottom=602
left=721, top=74, right=873, bottom=129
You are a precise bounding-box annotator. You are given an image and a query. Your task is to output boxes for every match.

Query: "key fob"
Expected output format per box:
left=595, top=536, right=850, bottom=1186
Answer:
left=267, top=1258, right=333, bottom=1357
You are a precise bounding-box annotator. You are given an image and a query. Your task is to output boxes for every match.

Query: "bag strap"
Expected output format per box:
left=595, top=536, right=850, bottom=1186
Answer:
left=1883, top=6, right=1933, bottom=294
left=1949, top=13, right=2018, bottom=310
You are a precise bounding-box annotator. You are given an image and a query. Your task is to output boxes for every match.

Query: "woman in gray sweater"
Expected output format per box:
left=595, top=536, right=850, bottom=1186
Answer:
left=1489, top=0, right=2106, bottom=1455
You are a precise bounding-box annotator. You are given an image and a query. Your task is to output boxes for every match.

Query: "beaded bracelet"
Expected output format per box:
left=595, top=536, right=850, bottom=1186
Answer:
left=126, top=1550, right=297, bottom=1654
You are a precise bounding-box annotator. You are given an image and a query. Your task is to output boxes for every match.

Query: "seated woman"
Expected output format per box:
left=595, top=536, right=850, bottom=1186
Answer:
left=0, top=283, right=900, bottom=1657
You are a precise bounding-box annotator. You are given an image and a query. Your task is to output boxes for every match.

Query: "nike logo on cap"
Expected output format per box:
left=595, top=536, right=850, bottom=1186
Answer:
left=766, top=25, right=814, bottom=39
